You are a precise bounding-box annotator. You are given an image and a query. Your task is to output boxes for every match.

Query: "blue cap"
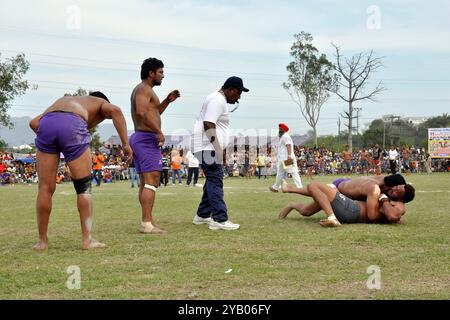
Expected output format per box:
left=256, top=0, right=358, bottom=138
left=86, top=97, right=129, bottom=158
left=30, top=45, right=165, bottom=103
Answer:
left=223, top=76, right=249, bottom=92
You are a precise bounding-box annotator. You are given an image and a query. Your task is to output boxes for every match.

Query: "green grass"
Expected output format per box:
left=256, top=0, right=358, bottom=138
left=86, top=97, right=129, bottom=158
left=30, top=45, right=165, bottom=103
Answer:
left=0, top=173, right=449, bottom=299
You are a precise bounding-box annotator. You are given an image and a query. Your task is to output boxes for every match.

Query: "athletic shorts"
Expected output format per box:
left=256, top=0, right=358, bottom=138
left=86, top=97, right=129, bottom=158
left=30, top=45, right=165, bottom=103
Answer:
left=129, top=130, right=162, bottom=174
left=35, top=111, right=90, bottom=162
left=374, top=159, right=380, bottom=166
left=360, top=160, right=368, bottom=168
left=332, top=177, right=352, bottom=188
left=331, top=192, right=361, bottom=223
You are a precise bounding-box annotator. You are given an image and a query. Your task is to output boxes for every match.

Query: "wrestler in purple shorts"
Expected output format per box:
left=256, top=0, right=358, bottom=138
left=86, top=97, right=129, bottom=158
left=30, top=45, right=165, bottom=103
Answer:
left=35, top=112, right=91, bottom=162
left=129, top=130, right=163, bottom=174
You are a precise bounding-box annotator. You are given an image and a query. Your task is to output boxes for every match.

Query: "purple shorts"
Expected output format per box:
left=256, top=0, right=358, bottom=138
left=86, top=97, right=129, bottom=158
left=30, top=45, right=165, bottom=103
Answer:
left=35, top=112, right=91, bottom=162
left=129, top=131, right=162, bottom=174
left=332, top=177, right=352, bottom=188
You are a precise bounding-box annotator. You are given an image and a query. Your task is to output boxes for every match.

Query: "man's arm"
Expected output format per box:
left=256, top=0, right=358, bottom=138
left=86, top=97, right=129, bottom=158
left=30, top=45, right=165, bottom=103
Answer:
left=158, top=90, right=180, bottom=115
left=29, top=114, right=44, bottom=133
left=379, top=195, right=405, bottom=222
left=364, top=184, right=382, bottom=221
left=203, top=121, right=222, bottom=153
left=100, top=102, right=133, bottom=162
left=286, top=144, right=293, bottom=164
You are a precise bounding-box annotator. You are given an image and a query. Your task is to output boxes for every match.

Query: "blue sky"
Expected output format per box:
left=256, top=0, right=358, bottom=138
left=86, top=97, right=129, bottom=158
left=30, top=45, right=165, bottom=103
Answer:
left=1, top=0, right=449, bottom=137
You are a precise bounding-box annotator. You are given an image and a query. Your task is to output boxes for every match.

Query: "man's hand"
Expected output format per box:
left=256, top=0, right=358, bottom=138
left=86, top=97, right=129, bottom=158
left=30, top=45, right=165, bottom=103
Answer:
left=157, top=132, right=165, bottom=147
left=284, top=156, right=294, bottom=166
left=166, top=90, right=180, bottom=103
left=123, top=145, right=133, bottom=165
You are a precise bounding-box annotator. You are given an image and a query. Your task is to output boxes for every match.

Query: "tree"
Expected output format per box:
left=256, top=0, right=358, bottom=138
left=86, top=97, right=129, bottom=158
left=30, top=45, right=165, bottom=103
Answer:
left=65, top=88, right=102, bottom=150
left=332, top=44, right=386, bottom=151
left=0, top=138, right=7, bottom=151
left=283, top=32, right=339, bottom=146
left=0, top=53, right=32, bottom=128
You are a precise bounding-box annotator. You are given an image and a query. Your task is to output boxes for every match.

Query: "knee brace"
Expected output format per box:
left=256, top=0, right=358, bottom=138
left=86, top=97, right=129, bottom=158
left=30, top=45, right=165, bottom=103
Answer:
left=73, top=175, right=92, bottom=194
left=144, top=184, right=157, bottom=192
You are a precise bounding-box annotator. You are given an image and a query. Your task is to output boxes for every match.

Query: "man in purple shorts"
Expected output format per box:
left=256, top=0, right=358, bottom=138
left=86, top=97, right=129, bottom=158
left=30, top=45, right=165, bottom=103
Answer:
left=29, top=91, right=132, bottom=250
left=130, top=57, right=180, bottom=234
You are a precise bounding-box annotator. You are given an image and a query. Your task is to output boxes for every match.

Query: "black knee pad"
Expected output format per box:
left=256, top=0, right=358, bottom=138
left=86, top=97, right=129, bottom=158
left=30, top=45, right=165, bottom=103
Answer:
left=73, top=175, right=92, bottom=194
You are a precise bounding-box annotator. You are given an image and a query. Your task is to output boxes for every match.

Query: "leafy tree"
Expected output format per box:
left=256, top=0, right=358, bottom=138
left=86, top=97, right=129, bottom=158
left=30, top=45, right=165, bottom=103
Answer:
left=0, top=53, right=32, bottom=128
left=283, top=32, right=339, bottom=146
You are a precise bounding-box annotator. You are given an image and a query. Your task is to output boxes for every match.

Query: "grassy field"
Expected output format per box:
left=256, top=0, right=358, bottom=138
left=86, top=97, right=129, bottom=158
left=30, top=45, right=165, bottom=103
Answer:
left=0, top=173, right=449, bottom=299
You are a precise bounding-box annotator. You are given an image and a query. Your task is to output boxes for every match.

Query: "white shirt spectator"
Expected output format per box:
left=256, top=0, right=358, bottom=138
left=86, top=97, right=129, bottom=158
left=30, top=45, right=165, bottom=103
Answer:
left=389, top=149, right=398, bottom=160
left=193, top=91, right=230, bottom=153
left=185, top=151, right=200, bottom=168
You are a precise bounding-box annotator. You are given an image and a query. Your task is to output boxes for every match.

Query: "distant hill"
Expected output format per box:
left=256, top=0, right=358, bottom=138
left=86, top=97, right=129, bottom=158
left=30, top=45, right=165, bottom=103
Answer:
left=0, top=117, right=35, bottom=146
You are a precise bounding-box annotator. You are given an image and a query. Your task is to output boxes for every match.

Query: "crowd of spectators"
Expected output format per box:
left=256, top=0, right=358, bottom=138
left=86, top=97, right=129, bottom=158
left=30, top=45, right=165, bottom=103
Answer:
left=1, top=142, right=449, bottom=186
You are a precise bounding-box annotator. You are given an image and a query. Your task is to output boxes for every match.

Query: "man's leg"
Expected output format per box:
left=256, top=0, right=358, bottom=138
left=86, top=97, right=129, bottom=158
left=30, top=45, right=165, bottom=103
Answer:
left=278, top=201, right=321, bottom=219
left=193, top=167, right=199, bottom=185
left=138, top=171, right=166, bottom=233
left=202, top=163, right=228, bottom=222
left=33, top=150, right=59, bottom=250
left=290, top=169, right=303, bottom=188
left=67, top=148, right=105, bottom=250
left=307, top=182, right=341, bottom=227
left=186, top=168, right=193, bottom=185
left=270, top=162, right=284, bottom=192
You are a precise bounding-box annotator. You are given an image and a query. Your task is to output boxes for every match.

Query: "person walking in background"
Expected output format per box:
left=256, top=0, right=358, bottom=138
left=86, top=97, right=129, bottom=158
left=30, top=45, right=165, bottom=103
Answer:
left=388, top=144, right=399, bottom=174
left=270, top=123, right=303, bottom=192
left=160, top=150, right=170, bottom=187
left=185, top=149, right=200, bottom=187
left=170, top=149, right=184, bottom=185
left=92, top=150, right=104, bottom=186
left=129, top=160, right=140, bottom=188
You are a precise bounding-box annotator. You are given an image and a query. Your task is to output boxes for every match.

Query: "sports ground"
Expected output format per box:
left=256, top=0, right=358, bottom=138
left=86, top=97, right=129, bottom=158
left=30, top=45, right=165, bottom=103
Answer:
left=0, top=173, right=449, bottom=299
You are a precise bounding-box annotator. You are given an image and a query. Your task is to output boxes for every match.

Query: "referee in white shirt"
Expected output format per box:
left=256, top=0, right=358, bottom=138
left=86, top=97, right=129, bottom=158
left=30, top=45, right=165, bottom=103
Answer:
left=192, top=77, right=249, bottom=231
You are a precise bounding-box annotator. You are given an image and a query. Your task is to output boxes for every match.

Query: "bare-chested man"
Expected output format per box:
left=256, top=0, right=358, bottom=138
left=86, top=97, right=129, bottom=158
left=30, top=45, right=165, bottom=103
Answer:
left=29, top=92, right=132, bottom=250
left=279, top=174, right=415, bottom=225
left=341, top=145, right=353, bottom=175
left=130, top=57, right=180, bottom=234
left=279, top=181, right=406, bottom=227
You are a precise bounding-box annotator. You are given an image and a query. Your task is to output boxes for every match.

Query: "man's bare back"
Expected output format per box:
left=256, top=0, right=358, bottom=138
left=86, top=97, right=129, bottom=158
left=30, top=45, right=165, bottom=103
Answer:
left=40, top=96, right=110, bottom=129
left=338, top=176, right=386, bottom=200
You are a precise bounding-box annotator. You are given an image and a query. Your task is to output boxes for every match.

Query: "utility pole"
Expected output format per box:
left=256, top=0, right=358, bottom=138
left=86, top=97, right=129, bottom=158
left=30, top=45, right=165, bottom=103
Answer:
left=354, top=107, right=362, bottom=148
left=337, top=117, right=341, bottom=150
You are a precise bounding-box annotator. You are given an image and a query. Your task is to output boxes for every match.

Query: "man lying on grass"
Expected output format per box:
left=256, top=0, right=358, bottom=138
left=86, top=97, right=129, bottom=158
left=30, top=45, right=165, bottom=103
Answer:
left=278, top=176, right=415, bottom=227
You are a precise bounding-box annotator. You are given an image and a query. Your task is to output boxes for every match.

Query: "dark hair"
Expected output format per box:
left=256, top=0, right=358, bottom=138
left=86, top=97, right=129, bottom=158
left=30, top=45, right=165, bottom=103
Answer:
left=141, top=58, right=164, bottom=80
left=384, top=174, right=406, bottom=187
left=403, top=184, right=415, bottom=203
left=89, top=91, right=110, bottom=102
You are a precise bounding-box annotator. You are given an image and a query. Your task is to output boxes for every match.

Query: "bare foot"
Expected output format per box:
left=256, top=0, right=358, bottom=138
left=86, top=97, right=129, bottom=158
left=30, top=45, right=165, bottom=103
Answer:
left=82, top=239, right=106, bottom=250
left=319, top=218, right=341, bottom=228
left=269, top=186, right=278, bottom=193
left=32, top=241, right=48, bottom=251
left=278, top=203, right=294, bottom=219
left=139, top=222, right=168, bottom=234
left=281, top=180, right=290, bottom=193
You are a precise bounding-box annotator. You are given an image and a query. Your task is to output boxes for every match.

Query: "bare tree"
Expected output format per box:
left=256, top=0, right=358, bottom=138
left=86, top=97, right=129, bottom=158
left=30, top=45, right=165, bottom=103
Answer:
left=332, top=44, right=386, bottom=150
left=283, top=32, right=338, bottom=146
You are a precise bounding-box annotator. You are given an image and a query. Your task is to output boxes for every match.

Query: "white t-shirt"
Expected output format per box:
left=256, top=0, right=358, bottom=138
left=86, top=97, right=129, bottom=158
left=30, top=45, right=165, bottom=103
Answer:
left=388, top=149, right=398, bottom=160
left=185, top=151, right=199, bottom=168
left=278, top=133, right=296, bottom=162
left=193, top=91, right=230, bottom=153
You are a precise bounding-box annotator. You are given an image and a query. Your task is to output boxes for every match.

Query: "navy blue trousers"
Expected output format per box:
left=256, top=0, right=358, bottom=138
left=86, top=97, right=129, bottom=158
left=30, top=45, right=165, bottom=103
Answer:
left=195, top=151, right=228, bottom=222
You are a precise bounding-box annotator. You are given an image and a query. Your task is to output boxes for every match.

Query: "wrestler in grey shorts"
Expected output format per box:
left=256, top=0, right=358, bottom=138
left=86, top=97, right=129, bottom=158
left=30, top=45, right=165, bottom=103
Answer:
left=330, top=191, right=361, bottom=223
